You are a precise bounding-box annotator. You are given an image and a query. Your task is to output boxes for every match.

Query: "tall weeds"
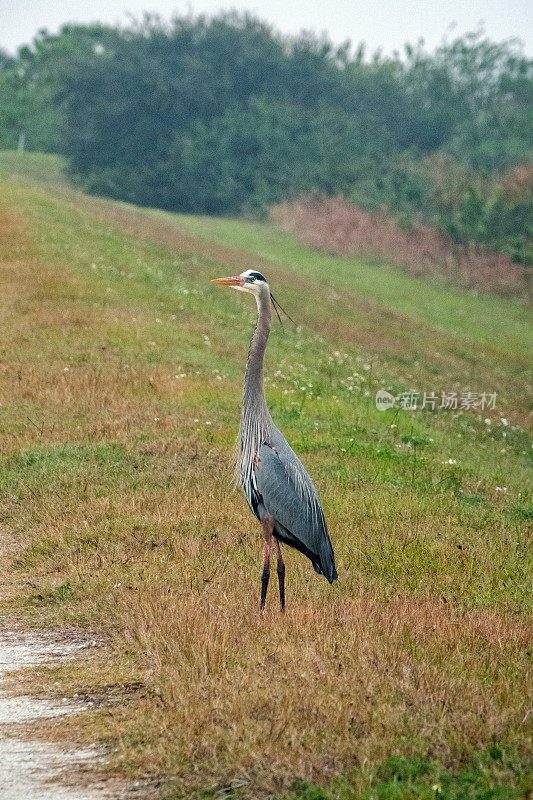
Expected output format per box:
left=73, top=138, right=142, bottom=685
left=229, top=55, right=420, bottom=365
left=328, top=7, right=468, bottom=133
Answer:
left=272, top=196, right=526, bottom=298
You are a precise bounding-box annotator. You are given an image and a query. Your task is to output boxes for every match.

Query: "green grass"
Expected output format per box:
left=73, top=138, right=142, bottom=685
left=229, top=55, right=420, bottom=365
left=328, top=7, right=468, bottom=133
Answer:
left=0, top=149, right=67, bottom=186
left=0, top=152, right=531, bottom=798
left=274, top=749, right=532, bottom=800
left=175, top=213, right=531, bottom=354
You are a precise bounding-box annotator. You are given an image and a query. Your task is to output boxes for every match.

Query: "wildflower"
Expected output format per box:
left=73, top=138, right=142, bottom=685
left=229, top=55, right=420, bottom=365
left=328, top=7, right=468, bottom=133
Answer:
left=501, top=418, right=509, bottom=426
left=205, top=421, right=212, bottom=425
left=432, top=784, right=442, bottom=792
left=390, top=424, right=397, bottom=429
left=154, top=417, right=160, bottom=422
left=485, top=418, right=491, bottom=424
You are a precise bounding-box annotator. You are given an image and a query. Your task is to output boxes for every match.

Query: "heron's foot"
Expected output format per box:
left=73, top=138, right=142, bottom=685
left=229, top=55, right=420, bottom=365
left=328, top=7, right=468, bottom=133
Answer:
left=260, top=565, right=270, bottom=611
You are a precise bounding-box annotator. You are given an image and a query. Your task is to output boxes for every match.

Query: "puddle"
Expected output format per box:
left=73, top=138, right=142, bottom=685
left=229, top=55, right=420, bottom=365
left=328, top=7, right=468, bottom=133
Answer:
left=0, top=628, right=120, bottom=799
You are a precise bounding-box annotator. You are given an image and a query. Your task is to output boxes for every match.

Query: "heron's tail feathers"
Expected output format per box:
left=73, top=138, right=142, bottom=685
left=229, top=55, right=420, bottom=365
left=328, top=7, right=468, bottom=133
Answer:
left=273, top=519, right=338, bottom=583
left=312, top=542, right=338, bottom=583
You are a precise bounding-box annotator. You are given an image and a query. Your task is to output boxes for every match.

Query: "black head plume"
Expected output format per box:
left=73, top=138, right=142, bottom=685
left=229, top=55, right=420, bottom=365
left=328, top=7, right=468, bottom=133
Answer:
left=246, top=271, right=267, bottom=282
left=270, top=292, right=296, bottom=328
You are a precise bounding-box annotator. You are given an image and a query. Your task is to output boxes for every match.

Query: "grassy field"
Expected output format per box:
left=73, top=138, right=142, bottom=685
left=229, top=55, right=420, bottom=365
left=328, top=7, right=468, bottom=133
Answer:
left=0, top=152, right=531, bottom=799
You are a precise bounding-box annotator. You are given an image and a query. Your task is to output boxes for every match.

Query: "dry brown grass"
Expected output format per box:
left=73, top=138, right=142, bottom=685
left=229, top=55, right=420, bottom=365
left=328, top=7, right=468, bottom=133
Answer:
left=502, top=161, right=533, bottom=201
left=16, top=585, right=530, bottom=797
left=272, top=197, right=526, bottom=298
left=10, top=567, right=531, bottom=796
left=108, top=592, right=530, bottom=792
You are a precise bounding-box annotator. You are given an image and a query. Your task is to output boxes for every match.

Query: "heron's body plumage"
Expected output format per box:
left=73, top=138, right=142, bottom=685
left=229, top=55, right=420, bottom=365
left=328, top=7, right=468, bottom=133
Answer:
left=248, top=435, right=338, bottom=583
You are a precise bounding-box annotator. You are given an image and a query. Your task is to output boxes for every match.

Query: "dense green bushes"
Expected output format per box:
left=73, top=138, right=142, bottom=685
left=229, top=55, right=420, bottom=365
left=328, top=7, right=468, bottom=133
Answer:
left=0, top=15, right=531, bottom=262
left=0, top=25, right=120, bottom=153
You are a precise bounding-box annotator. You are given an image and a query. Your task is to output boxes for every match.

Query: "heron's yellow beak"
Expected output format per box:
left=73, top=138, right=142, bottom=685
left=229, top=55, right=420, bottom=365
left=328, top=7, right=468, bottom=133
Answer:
left=211, top=275, right=246, bottom=287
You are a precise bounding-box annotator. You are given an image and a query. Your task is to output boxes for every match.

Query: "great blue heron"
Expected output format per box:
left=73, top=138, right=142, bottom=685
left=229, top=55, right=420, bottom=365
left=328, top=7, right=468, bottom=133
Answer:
left=212, top=269, right=338, bottom=611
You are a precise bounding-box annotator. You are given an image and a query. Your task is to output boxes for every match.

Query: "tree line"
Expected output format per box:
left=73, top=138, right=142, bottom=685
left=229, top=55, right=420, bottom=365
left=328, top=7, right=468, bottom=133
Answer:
left=0, top=14, right=531, bottom=266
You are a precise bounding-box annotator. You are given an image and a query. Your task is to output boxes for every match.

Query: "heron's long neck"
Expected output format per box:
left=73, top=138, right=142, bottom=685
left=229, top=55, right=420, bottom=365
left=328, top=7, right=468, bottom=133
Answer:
left=243, top=289, right=271, bottom=419
left=239, top=289, right=273, bottom=477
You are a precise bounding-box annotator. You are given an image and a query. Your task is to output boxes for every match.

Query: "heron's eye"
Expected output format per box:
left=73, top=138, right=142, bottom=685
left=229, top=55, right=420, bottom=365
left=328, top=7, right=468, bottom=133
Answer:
left=249, top=277, right=256, bottom=282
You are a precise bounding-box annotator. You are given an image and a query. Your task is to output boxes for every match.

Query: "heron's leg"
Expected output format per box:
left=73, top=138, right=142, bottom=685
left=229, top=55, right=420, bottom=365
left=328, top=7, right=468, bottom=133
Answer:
left=260, top=518, right=273, bottom=611
left=274, top=538, right=285, bottom=612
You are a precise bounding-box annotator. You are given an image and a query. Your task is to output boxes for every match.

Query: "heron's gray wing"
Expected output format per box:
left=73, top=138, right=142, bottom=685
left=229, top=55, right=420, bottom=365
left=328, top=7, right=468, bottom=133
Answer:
left=253, top=442, right=337, bottom=583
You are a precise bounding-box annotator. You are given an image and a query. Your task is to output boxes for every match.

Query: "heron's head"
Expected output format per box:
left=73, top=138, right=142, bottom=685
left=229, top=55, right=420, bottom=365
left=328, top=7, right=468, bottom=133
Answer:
left=211, top=269, right=268, bottom=295
left=211, top=269, right=293, bottom=326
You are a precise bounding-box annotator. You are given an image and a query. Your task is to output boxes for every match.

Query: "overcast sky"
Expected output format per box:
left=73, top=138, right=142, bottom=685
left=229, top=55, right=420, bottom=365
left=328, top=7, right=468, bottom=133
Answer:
left=1, top=0, right=532, bottom=56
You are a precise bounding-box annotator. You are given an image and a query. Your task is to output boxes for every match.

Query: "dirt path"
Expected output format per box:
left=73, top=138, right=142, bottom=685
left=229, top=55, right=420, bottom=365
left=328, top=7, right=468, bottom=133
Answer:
left=0, top=628, right=125, bottom=799
left=0, top=508, right=135, bottom=796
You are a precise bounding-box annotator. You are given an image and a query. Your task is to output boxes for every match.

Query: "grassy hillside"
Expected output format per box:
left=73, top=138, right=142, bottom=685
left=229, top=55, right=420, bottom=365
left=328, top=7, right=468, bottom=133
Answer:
left=0, top=153, right=531, bottom=799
